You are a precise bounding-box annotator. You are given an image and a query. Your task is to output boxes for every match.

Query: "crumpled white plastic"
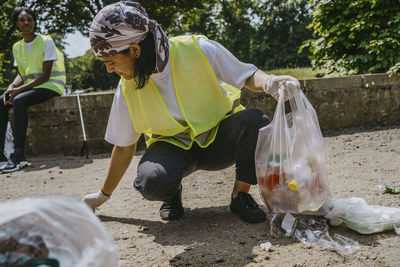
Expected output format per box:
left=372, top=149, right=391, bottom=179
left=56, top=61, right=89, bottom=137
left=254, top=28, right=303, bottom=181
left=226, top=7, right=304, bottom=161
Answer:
left=325, top=197, right=400, bottom=234
left=0, top=195, right=118, bottom=267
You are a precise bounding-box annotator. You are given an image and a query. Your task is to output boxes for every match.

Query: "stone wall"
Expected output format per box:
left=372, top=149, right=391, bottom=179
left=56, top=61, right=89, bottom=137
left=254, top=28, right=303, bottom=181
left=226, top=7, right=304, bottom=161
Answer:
left=241, top=73, right=400, bottom=129
left=9, top=73, right=400, bottom=156
left=10, top=92, right=114, bottom=156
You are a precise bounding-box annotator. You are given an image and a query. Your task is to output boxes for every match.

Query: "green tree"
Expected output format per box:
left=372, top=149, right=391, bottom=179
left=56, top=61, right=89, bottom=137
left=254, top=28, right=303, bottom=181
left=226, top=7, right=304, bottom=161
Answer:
left=15, top=0, right=210, bottom=36
left=185, top=0, right=313, bottom=70
left=1, top=0, right=212, bottom=88
left=65, top=50, right=119, bottom=90
left=0, top=0, right=18, bottom=87
left=303, top=0, right=400, bottom=75
left=253, top=0, right=313, bottom=70
left=1, top=0, right=313, bottom=89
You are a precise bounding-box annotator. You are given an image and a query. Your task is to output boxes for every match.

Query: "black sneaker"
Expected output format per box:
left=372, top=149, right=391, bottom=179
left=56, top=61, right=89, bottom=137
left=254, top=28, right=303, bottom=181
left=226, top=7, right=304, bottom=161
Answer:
left=159, top=185, right=184, bottom=220
left=230, top=192, right=266, bottom=223
left=1, top=153, right=28, bottom=173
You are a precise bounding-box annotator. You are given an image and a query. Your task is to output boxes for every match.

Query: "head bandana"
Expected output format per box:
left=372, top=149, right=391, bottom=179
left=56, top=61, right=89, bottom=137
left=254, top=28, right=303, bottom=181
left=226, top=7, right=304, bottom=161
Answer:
left=90, top=1, right=169, bottom=72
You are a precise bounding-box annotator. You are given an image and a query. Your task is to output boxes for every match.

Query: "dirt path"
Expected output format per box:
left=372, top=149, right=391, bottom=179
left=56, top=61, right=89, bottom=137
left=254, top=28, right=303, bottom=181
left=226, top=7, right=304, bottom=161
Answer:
left=1, top=126, right=399, bottom=266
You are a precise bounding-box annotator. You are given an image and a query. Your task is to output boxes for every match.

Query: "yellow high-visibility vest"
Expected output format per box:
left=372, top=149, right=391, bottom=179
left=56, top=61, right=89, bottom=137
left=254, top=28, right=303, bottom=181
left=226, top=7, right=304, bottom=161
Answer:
left=122, top=35, right=244, bottom=149
left=13, top=34, right=66, bottom=95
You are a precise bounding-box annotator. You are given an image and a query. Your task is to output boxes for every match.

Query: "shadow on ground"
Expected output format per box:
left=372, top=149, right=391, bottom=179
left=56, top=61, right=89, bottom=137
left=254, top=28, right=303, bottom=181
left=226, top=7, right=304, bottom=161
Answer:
left=99, top=204, right=388, bottom=266
left=17, top=153, right=112, bottom=172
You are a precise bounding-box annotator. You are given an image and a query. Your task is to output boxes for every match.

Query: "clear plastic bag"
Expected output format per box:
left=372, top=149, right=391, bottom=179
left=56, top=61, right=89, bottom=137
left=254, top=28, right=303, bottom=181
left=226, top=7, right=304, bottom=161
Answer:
left=267, top=213, right=360, bottom=256
left=325, top=197, right=400, bottom=234
left=293, top=216, right=360, bottom=256
left=0, top=195, right=118, bottom=267
left=4, top=121, right=14, bottom=160
left=255, top=87, right=331, bottom=214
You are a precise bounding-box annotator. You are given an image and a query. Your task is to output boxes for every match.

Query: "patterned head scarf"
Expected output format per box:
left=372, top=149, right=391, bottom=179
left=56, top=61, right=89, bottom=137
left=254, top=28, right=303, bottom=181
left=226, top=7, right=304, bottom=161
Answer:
left=90, top=1, right=169, bottom=72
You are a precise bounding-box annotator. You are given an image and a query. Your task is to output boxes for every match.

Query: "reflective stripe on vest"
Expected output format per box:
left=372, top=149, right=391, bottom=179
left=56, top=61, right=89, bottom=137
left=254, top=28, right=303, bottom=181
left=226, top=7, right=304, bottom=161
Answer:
left=147, top=97, right=242, bottom=147
left=122, top=35, right=245, bottom=149
left=21, top=71, right=67, bottom=87
left=13, top=34, right=66, bottom=95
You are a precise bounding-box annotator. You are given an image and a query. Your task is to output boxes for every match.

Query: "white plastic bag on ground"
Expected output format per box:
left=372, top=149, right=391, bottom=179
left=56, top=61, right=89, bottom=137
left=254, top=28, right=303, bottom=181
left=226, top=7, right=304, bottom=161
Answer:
left=0, top=195, right=118, bottom=267
left=255, top=87, right=331, bottom=214
left=325, top=197, right=400, bottom=234
left=4, top=121, right=14, bottom=160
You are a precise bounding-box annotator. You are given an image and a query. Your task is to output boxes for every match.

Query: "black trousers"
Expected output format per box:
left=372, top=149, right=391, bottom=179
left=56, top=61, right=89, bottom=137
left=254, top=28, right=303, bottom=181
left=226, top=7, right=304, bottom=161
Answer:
left=133, top=108, right=270, bottom=201
left=0, top=88, right=59, bottom=156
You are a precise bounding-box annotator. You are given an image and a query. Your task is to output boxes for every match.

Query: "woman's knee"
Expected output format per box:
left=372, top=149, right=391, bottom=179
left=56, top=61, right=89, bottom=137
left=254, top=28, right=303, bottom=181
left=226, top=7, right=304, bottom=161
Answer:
left=134, top=161, right=181, bottom=201
left=12, top=96, right=27, bottom=110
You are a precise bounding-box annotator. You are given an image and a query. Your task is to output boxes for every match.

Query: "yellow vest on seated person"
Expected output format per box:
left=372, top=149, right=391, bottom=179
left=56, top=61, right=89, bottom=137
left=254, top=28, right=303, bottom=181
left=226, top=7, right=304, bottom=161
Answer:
left=122, top=35, right=245, bottom=149
left=13, top=34, right=66, bottom=95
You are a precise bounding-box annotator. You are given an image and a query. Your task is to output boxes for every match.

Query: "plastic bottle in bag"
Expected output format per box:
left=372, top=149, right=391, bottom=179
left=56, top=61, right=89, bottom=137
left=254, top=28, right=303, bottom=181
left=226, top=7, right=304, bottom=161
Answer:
left=259, top=155, right=327, bottom=213
left=285, top=156, right=326, bottom=213
left=256, top=89, right=331, bottom=214
left=259, top=154, right=286, bottom=192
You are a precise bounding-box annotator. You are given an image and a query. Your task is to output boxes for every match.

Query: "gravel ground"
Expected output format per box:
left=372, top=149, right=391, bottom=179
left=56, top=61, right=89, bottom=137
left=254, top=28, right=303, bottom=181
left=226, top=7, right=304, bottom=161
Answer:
left=1, top=126, right=399, bottom=267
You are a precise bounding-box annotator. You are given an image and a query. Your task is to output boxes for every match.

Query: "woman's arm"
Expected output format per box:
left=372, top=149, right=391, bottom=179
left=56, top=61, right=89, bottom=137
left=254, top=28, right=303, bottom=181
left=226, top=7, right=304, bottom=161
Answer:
left=245, top=69, right=301, bottom=100
left=244, top=69, right=269, bottom=92
left=83, top=143, right=137, bottom=211
left=6, top=60, right=53, bottom=101
left=7, top=69, right=24, bottom=89
left=102, top=143, right=137, bottom=195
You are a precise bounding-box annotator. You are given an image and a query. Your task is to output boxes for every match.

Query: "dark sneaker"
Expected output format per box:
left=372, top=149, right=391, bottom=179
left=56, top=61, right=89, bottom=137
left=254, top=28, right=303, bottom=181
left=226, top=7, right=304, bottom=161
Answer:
left=159, top=185, right=184, bottom=220
left=230, top=192, right=266, bottom=223
left=1, top=153, right=28, bottom=173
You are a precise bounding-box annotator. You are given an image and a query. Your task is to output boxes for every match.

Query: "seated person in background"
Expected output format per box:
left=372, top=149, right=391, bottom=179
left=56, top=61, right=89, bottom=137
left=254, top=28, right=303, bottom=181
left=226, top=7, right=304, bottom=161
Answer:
left=0, top=7, right=65, bottom=173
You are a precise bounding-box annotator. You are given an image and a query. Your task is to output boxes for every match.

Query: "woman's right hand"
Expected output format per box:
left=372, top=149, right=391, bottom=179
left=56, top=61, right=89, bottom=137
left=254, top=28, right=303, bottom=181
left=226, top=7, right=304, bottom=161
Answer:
left=82, top=190, right=110, bottom=212
left=263, top=75, right=301, bottom=101
left=4, top=85, right=23, bottom=105
left=4, top=85, right=15, bottom=105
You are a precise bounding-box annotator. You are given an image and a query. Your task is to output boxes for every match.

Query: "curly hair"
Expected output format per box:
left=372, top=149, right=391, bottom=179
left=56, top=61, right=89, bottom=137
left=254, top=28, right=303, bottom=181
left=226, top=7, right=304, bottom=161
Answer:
left=13, top=7, right=37, bottom=33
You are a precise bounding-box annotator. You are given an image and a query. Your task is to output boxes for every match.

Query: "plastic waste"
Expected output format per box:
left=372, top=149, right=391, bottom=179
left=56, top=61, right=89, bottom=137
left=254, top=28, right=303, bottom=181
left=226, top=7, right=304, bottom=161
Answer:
left=4, top=122, right=14, bottom=160
left=292, top=215, right=360, bottom=256
left=268, top=213, right=360, bottom=256
left=0, top=195, right=118, bottom=267
left=256, top=87, right=331, bottom=214
left=281, top=213, right=298, bottom=237
left=260, top=242, right=273, bottom=251
left=384, top=185, right=399, bottom=194
left=395, top=224, right=400, bottom=235
left=325, top=197, right=400, bottom=234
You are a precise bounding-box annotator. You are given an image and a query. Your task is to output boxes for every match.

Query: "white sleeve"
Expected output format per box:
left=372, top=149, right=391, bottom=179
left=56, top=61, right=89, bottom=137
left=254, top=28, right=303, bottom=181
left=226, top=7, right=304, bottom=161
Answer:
left=196, top=36, right=258, bottom=89
left=105, top=81, right=141, bottom=146
left=43, top=38, right=58, bottom=62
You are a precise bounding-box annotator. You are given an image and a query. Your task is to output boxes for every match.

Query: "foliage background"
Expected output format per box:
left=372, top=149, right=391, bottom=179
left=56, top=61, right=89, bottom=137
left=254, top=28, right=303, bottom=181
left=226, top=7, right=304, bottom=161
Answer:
left=0, top=0, right=398, bottom=90
left=302, top=0, right=400, bottom=75
left=0, top=0, right=314, bottom=89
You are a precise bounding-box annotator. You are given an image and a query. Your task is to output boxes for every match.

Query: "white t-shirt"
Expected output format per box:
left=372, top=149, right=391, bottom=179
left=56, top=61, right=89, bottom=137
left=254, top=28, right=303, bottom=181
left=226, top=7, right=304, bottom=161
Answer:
left=13, top=35, right=58, bottom=67
left=105, top=36, right=258, bottom=146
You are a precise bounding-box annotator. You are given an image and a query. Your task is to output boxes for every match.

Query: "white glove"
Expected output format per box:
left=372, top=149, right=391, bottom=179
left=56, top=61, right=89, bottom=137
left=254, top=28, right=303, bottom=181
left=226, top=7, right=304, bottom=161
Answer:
left=82, top=190, right=110, bottom=212
left=263, top=75, right=301, bottom=101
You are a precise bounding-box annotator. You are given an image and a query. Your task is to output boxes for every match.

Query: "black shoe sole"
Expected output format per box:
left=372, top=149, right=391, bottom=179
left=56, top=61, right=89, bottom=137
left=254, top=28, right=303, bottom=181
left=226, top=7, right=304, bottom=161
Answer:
left=230, top=203, right=267, bottom=224
left=160, top=207, right=184, bottom=221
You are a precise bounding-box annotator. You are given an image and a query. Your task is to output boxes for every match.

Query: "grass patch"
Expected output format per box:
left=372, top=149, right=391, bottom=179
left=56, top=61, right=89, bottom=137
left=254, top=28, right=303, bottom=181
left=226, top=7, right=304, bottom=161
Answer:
left=265, top=67, right=326, bottom=79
